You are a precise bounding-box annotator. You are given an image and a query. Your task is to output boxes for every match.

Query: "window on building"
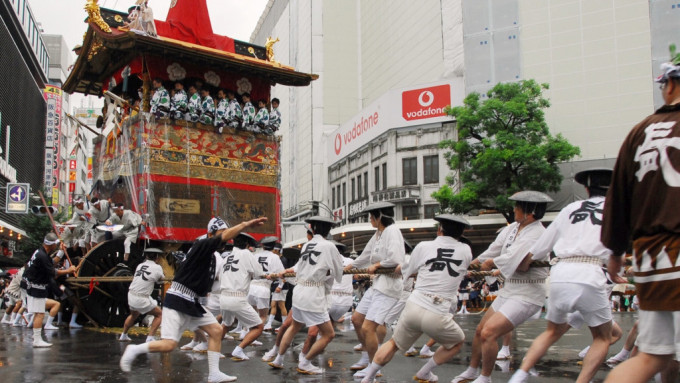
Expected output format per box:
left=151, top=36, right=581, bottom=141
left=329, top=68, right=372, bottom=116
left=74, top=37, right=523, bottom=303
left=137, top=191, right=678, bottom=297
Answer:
left=364, top=171, right=368, bottom=198
left=402, top=157, right=417, bottom=185
left=337, top=185, right=341, bottom=207
left=332, top=187, right=336, bottom=209
left=357, top=175, right=362, bottom=199
left=382, top=163, right=387, bottom=190
left=351, top=178, right=356, bottom=201
left=403, top=205, right=420, bottom=220
left=374, top=166, right=380, bottom=191
left=424, top=204, right=440, bottom=219
left=342, top=183, right=346, bottom=205
left=423, top=155, right=439, bottom=184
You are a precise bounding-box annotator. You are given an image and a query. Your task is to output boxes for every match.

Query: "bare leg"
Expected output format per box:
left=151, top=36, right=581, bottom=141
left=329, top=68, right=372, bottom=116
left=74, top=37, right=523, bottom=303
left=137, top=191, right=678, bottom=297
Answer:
left=479, top=311, right=515, bottom=377
left=376, top=324, right=387, bottom=345
left=361, top=319, right=380, bottom=361
left=239, top=323, right=264, bottom=349
left=302, top=326, right=319, bottom=355
left=467, top=307, right=496, bottom=370
left=605, top=352, right=673, bottom=383
left=305, top=321, right=335, bottom=359
left=277, top=301, right=287, bottom=317
left=122, top=311, right=141, bottom=334
left=147, top=307, right=162, bottom=337
left=278, top=320, right=305, bottom=355
left=578, top=321, right=613, bottom=383
left=518, top=321, right=571, bottom=372
left=352, top=311, right=366, bottom=347
left=660, top=360, right=679, bottom=383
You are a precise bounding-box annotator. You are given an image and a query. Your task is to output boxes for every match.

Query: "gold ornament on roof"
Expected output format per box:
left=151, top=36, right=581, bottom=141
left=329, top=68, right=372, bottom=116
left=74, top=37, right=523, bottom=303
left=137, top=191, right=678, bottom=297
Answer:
left=85, top=0, right=112, bottom=33
left=170, top=0, right=178, bottom=8
left=265, top=37, right=280, bottom=63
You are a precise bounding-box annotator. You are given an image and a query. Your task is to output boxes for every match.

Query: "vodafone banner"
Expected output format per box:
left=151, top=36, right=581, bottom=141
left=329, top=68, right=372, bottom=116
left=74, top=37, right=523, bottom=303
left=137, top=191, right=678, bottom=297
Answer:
left=328, top=78, right=463, bottom=166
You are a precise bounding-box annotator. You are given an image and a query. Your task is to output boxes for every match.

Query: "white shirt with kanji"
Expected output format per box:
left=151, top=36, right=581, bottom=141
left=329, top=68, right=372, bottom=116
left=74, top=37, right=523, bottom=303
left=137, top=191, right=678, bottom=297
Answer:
left=292, top=235, right=344, bottom=313
left=351, top=224, right=405, bottom=299
left=402, top=236, right=472, bottom=315
left=129, top=260, right=165, bottom=296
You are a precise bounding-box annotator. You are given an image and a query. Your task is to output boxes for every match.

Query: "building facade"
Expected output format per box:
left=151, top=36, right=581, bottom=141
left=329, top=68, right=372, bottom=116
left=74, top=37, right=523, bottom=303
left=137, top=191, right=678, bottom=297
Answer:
left=252, top=0, right=677, bottom=245
left=0, top=0, right=50, bottom=248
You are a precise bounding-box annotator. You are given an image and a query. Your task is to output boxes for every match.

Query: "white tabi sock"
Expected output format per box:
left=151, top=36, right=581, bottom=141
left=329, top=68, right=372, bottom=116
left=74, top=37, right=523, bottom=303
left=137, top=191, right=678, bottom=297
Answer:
left=45, top=315, right=56, bottom=327
left=10, top=312, right=17, bottom=322
left=463, top=366, right=480, bottom=377
left=359, top=351, right=369, bottom=363
left=70, top=313, right=79, bottom=325
left=267, top=314, right=275, bottom=325
left=281, top=315, right=287, bottom=322
left=509, top=369, right=529, bottom=383
left=420, top=344, right=431, bottom=354
left=33, top=327, right=42, bottom=341
left=416, top=357, right=439, bottom=377
left=273, top=353, right=284, bottom=365
left=2, top=313, right=10, bottom=322
left=207, top=351, right=223, bottom=377
left=12, top=313, right=23, bottom=325
left=270, top=345, right=279, bottom=354
left=26, top=314, right=35, bottom=327
left=363, top=362, right=383, bottom=381
left=615, top=348, right=630, bottom=359
left=57, top=312, right=63, bottom=324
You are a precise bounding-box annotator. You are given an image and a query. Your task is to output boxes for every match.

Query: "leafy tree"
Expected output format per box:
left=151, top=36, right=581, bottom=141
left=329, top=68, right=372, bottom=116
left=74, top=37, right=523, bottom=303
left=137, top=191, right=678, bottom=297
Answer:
left=433, top=80, right=580, bottom=223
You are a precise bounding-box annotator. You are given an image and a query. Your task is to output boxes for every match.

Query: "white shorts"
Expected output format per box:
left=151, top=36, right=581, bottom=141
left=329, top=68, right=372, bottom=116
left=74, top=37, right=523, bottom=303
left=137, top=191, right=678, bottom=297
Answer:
left=128, top=293, right=158, bottom=315
left=205, top=294, right=221, bottom=317
left=547, top=283, right=612, bottom=328
left=459, top=293, right=470, bottom=301
left=636, top=310, right=680, bottom=359
left=291, top=307, right=330, bottom=327
left=220, top=296, right=262, bottom=329
left=247, top=295, right=270, bottom=310
left=328, top=304, right=352, bottom=322
left=26, top=296, right=46, bottom=314
left=355, top=288, right=399, bottom=325
left=491, top=296, right=542, bottom=327
left=160, top=307, right=218, bottom=342
left=271, top=291, right=288, bottom=301
left=393, top=301, right=465, bottom=350
left=384, top=299, right=407, bottom=325
left=6, top=293, right=19, bottom=306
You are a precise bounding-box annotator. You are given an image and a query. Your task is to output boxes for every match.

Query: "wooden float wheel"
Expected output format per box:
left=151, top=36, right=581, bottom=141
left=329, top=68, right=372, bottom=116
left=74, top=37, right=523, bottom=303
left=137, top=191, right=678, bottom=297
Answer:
left=74, top=238, right=144, bottom=327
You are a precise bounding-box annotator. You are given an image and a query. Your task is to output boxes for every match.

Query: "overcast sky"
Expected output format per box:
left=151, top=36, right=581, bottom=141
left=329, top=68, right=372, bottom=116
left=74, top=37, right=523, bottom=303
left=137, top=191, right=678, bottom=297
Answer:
left=28, top=0, right=269, bottom=108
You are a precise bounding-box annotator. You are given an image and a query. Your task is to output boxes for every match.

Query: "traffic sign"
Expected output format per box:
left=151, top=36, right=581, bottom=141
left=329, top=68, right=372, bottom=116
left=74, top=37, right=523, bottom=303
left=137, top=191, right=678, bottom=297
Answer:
left=6, top=183, right=29, bottom=214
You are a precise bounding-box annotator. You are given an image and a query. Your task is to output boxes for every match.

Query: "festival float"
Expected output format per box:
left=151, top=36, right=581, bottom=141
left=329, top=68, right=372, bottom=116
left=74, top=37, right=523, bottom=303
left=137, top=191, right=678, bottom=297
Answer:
left=61, top=0, right=316, bottom=326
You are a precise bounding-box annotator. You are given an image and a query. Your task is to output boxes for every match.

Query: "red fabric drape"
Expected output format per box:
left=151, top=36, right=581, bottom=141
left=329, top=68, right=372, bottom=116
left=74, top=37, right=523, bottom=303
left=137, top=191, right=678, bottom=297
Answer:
left=154, top=0, right=235, bottom=52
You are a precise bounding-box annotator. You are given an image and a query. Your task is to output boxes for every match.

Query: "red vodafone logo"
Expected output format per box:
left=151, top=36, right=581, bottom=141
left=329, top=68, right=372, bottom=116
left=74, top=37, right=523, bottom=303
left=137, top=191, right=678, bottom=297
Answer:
left=334, top=133, right=342, bottom=155
left=402, top=84, right=451, bottom=121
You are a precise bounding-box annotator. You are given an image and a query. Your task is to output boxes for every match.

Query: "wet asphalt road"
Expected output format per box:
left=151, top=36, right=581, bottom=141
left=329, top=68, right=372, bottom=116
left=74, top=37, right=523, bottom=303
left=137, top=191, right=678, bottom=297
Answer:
left=0, top=312, right=641, bottom=383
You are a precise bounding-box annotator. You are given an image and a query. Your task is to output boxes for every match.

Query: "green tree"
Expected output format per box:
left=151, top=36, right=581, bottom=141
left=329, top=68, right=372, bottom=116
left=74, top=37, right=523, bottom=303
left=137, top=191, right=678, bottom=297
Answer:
left=433, top=80, right=580, bottom=223
left=16, top=197, right=66, bottom=263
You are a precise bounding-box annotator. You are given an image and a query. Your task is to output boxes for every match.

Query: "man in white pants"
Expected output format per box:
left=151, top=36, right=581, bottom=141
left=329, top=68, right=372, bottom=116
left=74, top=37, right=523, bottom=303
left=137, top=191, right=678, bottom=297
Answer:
left=120, top=248, right=165, bottom=343
left=107, top=203, right=143, bottom=262
left=452, top=191, right=551, bottom=383
left=247, top=237, right=284, bottom=337
left=268, top=216, right=343, bottom=374
left=508, top=169, right=625, bottom=383
left=345, top=202, right=405, bottom=379
left=360, top=214, right=472, bottom=383
left=220, top=232, right=265, bottom=361
left=120, top=216, right=266, bottom=383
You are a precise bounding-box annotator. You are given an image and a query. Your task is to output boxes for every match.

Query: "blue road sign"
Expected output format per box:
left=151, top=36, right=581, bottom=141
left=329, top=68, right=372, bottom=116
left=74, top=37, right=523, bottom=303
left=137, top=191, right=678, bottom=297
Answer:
left=6, top=183, right=29, bottom=214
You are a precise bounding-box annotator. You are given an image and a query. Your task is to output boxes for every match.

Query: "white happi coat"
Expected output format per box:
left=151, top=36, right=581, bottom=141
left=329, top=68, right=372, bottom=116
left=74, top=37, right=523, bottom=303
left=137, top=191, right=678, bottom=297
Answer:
left=293, top=234, right=344, bottom=313
left=530, top=196, right=612, bottom=288
left=248, top=250, right=284, bottom=299
left=477, top=220, right=547, bottom=306
left=351, top=224, right=405, bottom=299
left=401, top=236, right=472, bottom=315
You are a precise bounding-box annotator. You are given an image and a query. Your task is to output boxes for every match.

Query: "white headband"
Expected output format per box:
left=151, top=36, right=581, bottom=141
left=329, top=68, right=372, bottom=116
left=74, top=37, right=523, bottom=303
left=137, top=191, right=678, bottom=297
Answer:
left=44, top=238, right=60, bottom=245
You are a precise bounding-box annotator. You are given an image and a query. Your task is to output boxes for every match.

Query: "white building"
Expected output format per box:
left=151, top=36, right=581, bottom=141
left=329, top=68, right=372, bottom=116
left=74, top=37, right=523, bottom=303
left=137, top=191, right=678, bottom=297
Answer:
left=251, top=0, right=677, bottom=245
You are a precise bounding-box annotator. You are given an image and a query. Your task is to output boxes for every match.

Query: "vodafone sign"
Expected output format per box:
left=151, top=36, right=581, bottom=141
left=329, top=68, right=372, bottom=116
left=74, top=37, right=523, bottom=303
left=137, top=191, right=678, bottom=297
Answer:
left=327, top=79, right=463, bottom=166
left=402, top=85, right=451, bottom=121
